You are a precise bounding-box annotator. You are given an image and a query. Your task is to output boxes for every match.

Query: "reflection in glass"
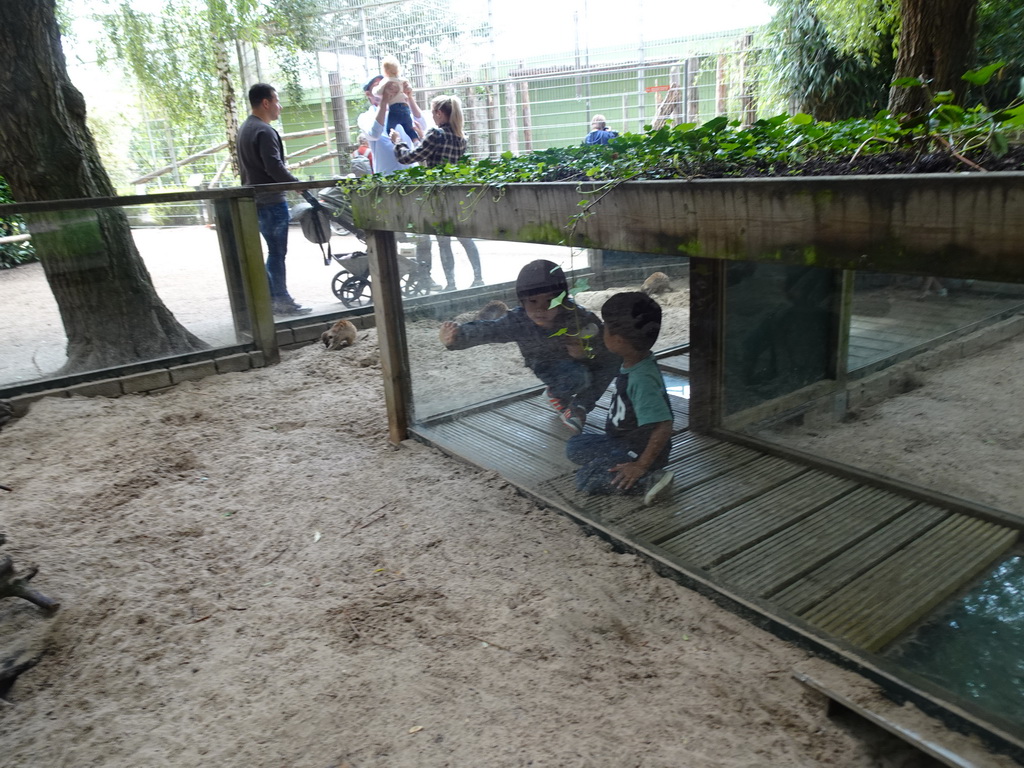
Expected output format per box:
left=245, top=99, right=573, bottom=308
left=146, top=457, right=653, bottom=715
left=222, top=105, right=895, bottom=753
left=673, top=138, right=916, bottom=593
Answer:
left=887, top=556, right=1024, bottom=730
left=724, top=262, right=836, bottom=414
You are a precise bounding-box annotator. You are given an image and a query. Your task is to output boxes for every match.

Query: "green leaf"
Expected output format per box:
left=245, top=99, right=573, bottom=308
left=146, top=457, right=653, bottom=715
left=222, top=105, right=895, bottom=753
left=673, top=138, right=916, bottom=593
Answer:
left=990, top=131, right=1009, bottom=158
left=548, top=327, right=568, bottom=337
left=962, top=62, right=1006, bottom=86
left=891, top=76, right=924, bottom=88
left=932, top=90, right=956, bottom=104
left=790, top=113, right=814, bottom=126
left=571, top=276, right=591, bottom=294
left=549, top=290, right=566, bottom=309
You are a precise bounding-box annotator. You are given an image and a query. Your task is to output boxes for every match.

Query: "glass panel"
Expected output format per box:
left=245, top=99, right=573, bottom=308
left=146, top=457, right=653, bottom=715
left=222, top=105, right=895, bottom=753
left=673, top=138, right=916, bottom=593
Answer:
left=849, top=272, right=1024, bottom=375
left=886, top=555, right=1024, bottom=738
left=405, top=244, right=689, bottom=423
left=724, top=262, right=838, bottom=415
left=0, top=203, right=253, bottom=390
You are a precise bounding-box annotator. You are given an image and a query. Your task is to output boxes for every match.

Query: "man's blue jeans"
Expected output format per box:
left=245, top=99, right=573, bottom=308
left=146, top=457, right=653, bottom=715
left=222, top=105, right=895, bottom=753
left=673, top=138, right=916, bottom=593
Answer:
left=257, top=202, right=291, bottom=301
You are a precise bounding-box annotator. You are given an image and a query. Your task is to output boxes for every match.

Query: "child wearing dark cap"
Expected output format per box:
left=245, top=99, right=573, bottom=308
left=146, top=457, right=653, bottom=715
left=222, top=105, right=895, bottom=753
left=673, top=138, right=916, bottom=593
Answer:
left=566, top=291, right=674, bottom=506
left=439, top=259, right=619, bottom=433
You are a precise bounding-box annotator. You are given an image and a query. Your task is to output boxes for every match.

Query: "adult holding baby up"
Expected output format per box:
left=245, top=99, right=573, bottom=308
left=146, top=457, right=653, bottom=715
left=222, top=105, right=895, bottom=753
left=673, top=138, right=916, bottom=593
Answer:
left=390, top=94, right=484, bottom=291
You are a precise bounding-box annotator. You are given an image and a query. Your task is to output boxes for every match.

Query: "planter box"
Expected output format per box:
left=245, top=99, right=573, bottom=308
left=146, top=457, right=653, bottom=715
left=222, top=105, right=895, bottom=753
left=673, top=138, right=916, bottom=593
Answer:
left=349, top=174, right=1024, bottom=283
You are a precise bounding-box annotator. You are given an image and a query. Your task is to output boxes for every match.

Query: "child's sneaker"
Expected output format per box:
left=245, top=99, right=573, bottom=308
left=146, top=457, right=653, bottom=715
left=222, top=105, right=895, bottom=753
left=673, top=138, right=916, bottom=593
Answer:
left=643, top=470, right=674, bottom=506
left=560, top=405, right=586, bottom=434
left=545, top=387, right=569, bottom=414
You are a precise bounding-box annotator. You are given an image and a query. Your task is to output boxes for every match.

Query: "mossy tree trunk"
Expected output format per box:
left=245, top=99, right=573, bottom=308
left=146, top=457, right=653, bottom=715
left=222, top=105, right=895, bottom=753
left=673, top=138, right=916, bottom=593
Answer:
left=0, top=0, right=208, bottom=373
left=888, top=0, right=978, bottom=114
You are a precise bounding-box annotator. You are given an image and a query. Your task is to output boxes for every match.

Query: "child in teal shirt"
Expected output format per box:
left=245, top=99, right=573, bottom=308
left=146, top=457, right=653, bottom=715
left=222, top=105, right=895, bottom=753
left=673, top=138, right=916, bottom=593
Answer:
left=566, top=291, right=674, bottom=505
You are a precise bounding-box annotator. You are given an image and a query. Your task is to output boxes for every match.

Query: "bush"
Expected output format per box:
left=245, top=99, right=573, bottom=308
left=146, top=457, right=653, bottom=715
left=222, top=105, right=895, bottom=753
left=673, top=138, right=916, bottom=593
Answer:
left=0, top=175, right=36, bottom=270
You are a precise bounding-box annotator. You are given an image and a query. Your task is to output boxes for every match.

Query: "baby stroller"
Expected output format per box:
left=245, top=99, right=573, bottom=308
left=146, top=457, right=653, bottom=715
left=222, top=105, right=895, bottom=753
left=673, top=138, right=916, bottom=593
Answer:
left=292, top=186, right=430, bottom=308
left=328, top=250, right=428, bottom=308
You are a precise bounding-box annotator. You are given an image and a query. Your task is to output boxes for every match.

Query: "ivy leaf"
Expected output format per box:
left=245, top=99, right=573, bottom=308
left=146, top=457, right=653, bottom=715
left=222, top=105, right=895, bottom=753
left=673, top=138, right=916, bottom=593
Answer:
left=548, top=327, right=568, bottom=337
left=549, top=290, right=566, bottom=309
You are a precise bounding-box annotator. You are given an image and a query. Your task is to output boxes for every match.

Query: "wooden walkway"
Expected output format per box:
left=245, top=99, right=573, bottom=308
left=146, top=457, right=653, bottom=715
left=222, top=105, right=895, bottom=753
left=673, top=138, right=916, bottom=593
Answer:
left=415, top=383, right=1019, bottom=655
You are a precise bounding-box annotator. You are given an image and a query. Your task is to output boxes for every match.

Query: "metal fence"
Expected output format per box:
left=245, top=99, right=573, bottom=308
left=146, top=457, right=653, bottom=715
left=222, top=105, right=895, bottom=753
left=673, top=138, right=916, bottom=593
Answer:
left=103, top=0, right=771, bottom=196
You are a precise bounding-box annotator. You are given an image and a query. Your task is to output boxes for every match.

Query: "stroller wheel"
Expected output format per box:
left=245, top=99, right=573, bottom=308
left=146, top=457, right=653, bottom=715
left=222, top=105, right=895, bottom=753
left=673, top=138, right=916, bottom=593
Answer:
left=338, top=273, right=373, bottom=308
left=401, top=271, right=430, bottom=298
left=331, top=270, right=354, bottom=301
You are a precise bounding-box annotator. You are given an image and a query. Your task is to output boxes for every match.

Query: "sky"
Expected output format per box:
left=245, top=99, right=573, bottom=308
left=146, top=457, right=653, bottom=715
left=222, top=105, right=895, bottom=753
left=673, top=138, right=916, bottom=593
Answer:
left=464, top=0, right=776, bottom=59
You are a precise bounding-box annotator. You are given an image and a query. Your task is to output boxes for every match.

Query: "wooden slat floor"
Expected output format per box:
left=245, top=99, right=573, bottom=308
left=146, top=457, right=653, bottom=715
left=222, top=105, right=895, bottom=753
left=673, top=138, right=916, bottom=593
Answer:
left=415, top=382, right=1019, bottom=655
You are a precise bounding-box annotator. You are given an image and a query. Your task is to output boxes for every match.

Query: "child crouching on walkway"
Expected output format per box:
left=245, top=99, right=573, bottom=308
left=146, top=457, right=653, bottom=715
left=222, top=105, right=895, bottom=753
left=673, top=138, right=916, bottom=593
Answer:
left=566, top=291, right=675, bottom=506
left=439, top=259, right=619, bottom=433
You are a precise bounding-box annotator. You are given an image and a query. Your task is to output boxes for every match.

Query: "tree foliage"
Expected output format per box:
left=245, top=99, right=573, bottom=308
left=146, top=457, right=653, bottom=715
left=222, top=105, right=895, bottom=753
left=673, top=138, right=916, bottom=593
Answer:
left=767, top=0, right=1022, bottom=115
left=762, top=0, right=894, bottom=120
left=93, top=0, right=327, bottom=150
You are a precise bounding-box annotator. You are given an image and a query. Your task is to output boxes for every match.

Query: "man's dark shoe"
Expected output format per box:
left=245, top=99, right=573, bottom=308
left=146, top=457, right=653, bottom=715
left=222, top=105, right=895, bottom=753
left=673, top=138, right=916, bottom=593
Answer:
left=272, top=300, right=312, bottom=316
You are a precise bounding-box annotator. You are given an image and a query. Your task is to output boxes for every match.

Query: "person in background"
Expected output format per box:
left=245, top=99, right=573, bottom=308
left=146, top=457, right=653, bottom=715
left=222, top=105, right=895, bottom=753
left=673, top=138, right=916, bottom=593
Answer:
left=236, top=82, right=311, bottom=316
left=584, top=114, right=618, bottom=145
left=390, top=94, right=483, bottom=290
left=351, top=134, right=372, bottom=171
left=566, top=291, right=675, bottom=506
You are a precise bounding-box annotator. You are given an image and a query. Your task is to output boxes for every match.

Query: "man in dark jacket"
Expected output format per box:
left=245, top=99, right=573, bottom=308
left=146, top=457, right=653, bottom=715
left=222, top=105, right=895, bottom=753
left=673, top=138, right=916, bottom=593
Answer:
left=237, top=83, right=311, bottom=316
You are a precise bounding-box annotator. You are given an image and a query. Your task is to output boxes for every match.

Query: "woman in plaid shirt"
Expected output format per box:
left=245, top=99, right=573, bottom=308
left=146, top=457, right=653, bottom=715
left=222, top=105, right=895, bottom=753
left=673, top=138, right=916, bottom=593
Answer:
left=390, top=95, right=483, bottom=291
left=390, top=94, right=467, bottom=168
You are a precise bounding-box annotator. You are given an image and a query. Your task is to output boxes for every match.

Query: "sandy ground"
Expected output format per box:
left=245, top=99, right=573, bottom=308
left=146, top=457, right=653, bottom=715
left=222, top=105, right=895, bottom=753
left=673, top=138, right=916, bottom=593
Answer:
left=0, top=319, right=949, bottom=766
left=3, top=230, right=1015, bottom=766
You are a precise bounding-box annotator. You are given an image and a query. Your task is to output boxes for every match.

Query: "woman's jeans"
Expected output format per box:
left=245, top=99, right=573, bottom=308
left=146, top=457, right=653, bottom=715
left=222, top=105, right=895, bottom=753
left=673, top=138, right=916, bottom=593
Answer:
left=257, top=202, right=290, bottom=301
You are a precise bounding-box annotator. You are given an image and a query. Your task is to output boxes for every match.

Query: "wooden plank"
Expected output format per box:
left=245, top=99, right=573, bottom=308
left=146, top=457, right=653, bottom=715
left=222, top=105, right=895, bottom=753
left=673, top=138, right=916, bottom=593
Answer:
left=801, top=515, right=1018, bottom=652
left=425, top=418, right=570, bottom=486
left=625, top=454, right=804, bottom=543
left=793, top=659, right=1023, bottom=768
left=772, top=504, right=950, bottom=615
left=709, top=486, right=916, bottom=596
left=659, top=471, right=857, bottom=569
left=346, top=176, right=1024, bottom=283
left=531, top=437, right=763, bottom=528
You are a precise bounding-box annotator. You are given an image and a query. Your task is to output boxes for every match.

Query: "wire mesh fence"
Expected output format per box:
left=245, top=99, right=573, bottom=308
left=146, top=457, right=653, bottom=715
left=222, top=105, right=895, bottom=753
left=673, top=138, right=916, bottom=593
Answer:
left=105, top=0, right=773, bottom=197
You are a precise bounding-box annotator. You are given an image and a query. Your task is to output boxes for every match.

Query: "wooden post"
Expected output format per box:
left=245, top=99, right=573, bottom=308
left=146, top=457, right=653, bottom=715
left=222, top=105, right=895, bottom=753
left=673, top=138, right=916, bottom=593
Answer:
left=505, top=81, right=519, bottom=154
left=688, top=256, right=724, bottom=434
left=687, top=57, right=701, bottom=123
left=328, top=72, right=352, bottom=175
left=738, top=34, right=756, bottom=127
left=485, top=87, right=499, bottom=156
left=519, top=80, right=533, bottom=152
left=716, top=55, right=729, bottom=116
left=367, top=229, right=411, bottom=446
left=220, top=196, right=279, bottom=366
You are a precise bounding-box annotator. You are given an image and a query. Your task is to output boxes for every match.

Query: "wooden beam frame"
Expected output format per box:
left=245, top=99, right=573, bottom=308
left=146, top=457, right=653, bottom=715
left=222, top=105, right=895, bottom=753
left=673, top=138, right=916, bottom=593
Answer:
left=367, top=230, right=412, bottom=446
left=346, top=175, right=1024, bottom=284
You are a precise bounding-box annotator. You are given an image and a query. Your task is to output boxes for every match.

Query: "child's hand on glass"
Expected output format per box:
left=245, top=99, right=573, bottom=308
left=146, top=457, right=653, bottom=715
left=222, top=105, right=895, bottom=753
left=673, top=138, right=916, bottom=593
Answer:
left=439, top=321, right=459, bottom=346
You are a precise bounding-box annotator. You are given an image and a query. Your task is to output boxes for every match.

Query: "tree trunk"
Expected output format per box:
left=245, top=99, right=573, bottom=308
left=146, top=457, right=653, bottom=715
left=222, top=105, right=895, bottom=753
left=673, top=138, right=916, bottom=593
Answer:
left=0, top=0, right=208, bottom=373
left=214, top=37, right=240, bottom=178
left=888, top=0, right=978, bottom=114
